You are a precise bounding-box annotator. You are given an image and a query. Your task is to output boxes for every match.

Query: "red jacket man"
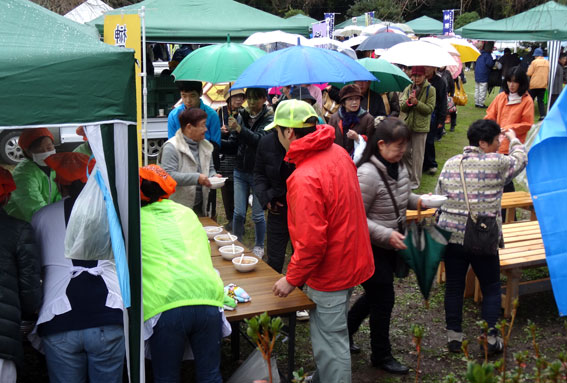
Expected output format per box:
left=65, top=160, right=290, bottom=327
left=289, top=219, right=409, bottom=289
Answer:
left=271, top=100, right=374, bottom=383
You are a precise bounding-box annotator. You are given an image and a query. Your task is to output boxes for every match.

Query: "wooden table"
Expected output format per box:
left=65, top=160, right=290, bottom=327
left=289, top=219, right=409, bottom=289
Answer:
left=199, top=217, right=315, bottom=381
left=407, top=191, right=535, bottom=223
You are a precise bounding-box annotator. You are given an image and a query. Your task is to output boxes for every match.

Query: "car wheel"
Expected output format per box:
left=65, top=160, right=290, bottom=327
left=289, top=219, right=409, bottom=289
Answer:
left=143, top=138, right=165, bottom=158
left=0, top=130, right=25, bottom=165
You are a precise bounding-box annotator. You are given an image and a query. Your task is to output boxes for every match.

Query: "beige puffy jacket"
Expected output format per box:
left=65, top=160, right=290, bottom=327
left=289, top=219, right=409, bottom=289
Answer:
left=358, top=155, right=420, bottom=249
left=527, top=57, right=550, bottom=89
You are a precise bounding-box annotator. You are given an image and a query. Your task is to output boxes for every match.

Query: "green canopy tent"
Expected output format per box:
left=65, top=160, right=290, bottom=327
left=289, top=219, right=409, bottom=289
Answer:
left=286, top=13, right=318, bottom=31
left=90, top=0, right=309, bottom=42
left=336, top=14, right=382, bottom=29
left=0, top=1, right=143, bottom=382
left=406, top=15, right=443, bottom=35
left=454, top=17, right=494, bottom=36
left=461, top=1, right=567, bottom=41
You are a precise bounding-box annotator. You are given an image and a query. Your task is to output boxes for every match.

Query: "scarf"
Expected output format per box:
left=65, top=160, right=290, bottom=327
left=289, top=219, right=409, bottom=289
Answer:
left=339, top=106, right=360, bottom=129
left=376, top=151, right=399, bottom=181
left=507, top=92, right=522, bottom=105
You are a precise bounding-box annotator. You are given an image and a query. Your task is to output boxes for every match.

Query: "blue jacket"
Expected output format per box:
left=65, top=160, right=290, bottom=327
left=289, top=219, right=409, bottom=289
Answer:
left=167, top=100, right=221, bottom=146
left=475, top=51, right=495, bottom=83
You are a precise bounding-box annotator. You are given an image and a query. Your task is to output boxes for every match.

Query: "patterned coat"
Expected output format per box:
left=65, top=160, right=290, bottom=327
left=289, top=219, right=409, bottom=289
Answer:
left=435, top=139, right=527, bottom=245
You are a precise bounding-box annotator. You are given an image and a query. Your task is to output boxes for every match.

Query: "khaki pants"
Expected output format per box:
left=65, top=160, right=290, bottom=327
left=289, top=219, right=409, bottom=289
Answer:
left=307, top=286, right=353, bottom=383
left=403, top=131, right=428, bottom=189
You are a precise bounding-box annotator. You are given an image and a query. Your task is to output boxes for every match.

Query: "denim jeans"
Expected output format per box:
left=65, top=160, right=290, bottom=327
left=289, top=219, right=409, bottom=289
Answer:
left=233, top=169, right=266, bottom=247
left=444, top=243, right=501, bottom=333
left=149, top=305, right=223, bottom=383
left=307, top=286, right=353, bottom=383
left=42, top=325, right=125, bottom=383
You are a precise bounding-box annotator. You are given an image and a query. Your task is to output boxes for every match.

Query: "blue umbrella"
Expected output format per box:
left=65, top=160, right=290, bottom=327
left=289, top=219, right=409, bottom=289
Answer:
left=356, top=31, right=411, bottom=51
left=232, top=43, right=377, bottom=89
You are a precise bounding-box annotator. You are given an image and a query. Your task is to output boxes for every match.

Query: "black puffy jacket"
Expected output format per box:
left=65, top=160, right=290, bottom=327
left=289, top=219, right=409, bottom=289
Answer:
left=0, top=208, right=42, bottom=364
left=223, top=106, right=274, bottom=173
left=253, top=131, right=295, bottom=209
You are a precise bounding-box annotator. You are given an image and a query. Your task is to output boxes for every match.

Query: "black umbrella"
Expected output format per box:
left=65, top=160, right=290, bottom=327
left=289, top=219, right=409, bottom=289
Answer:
left=356, top=31, right=411, bottom=51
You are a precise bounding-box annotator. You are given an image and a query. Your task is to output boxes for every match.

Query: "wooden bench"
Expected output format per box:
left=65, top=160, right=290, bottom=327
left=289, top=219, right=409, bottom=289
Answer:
left=471, top=221, right=549, bottom=317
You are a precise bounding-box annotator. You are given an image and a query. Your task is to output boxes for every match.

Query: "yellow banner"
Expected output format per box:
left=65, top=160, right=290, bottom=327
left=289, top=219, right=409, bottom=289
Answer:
left=104, top=14, right=142, bottom=165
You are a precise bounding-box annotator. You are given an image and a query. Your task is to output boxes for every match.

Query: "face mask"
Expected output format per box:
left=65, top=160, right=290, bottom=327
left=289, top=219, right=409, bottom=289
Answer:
left=32, top=150, right=56, bottom=167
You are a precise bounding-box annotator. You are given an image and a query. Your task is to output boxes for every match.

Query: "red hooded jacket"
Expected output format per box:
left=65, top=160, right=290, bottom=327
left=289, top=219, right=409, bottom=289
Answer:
left=284, top=125, right=374, bottom=291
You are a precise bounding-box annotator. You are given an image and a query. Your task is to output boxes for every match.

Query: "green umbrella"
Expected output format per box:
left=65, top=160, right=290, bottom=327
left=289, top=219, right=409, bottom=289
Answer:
left=331, top=58, right=412, bottom=94
left=399, top=220, right=451, bottom=303
left=172, top=35, right=266, bottom=83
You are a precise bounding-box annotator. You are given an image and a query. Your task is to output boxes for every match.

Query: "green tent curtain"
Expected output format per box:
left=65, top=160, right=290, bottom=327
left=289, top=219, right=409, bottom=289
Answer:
left=461, top=1, right=567, bottom=41
left=454, top=17, right=494, bottom=36
left=1, top=1, right=142, bottom=382
left=90, top=0, right=309, bottom=43
left=406, top=15, right=443, bottom=35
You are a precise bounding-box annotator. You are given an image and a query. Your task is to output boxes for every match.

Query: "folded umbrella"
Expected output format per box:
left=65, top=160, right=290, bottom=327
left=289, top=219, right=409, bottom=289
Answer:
left=232, top=43, right=376, bottom=89
left=399, top=207, right=451, bottom=304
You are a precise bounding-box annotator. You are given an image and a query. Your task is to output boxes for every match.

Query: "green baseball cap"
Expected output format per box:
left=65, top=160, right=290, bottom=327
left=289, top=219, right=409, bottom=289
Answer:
left=264, top=99, right=319, bottom=131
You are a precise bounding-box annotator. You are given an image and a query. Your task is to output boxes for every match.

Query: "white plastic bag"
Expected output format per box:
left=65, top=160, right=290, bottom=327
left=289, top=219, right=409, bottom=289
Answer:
left=352, top=135, right=367, bottom=164
left=227, top=349, right=280, bottom=383
left=64, top=166, right=113, bottom=260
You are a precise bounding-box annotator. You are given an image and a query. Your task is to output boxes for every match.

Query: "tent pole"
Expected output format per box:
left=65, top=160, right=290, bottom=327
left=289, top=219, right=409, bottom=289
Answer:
left=141, top=6, right=148, bottom=166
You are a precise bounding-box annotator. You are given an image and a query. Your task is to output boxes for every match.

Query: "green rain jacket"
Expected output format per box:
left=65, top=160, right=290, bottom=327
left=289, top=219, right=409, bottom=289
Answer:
left=141, top=199, right=224, bottom=321
left=5, top=159, right=61, bottom=222
left=400, top=80, right=436, bottom=133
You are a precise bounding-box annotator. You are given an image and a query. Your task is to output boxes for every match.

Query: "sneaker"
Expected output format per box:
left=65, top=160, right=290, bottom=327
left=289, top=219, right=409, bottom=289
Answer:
left=426, top=167, right=438, bottom=175
left=296, top=310, right=310, bottom=321
left=486, top=335, right=504, bottom=355
left=252, top=246, right=264, bottom=259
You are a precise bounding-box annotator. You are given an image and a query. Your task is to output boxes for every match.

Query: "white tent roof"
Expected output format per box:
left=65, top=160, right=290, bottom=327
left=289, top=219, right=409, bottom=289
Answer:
left=65, top=0, right=112, bottom=24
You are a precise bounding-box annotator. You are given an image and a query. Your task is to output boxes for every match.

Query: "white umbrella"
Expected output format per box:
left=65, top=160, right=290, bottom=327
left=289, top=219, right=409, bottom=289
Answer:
left=243, top=30, right=308, bottom=52
left=362, top=23, right=407, bottom=36
left=421, top=37, right=460, bottom=56
left=380, top=40, right=457, bottom=68
left=304, top=37, right=357, bottom=60
left=343, top=35, right=368, bottom=48
left=333, top=25, right=363, bottom=37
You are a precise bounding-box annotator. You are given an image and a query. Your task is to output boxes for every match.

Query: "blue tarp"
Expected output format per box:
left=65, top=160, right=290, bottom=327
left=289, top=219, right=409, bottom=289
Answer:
left=526, top=88, right=567, bottom=316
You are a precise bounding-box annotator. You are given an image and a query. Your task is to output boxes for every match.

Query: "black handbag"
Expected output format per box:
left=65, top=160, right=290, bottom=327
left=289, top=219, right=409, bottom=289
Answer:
left=459, top=159, right=500, bottom=256
left=375, top=166, right=410, bottom=278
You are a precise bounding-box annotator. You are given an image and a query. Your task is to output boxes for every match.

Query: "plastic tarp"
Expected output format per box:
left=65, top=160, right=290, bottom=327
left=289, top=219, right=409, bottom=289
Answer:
left=0, top=0, right=136, bottom=127
left=454, top=17, right=494, bottom=36
left=89, top=0, right=309, bottom=43
left=65, top=0, right=113, bottom=24
left=461, top=1, right=567, bottom=41
left=526, top=88, right=567, bottom=316
left=405, top=15, right=443, bottom=35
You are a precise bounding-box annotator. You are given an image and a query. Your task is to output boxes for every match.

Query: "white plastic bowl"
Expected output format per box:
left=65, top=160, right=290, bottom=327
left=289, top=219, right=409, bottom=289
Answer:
left=204, top=226, right=223, bottom=239
left=214, top=233, right=237, bottom=247
left=219, top=245, right=244, bottom=261
left=232, top=255, right=259, bottom=272
left=421, top=194, right=448, bottom=208
left=208, top=177, right=228, bottom=189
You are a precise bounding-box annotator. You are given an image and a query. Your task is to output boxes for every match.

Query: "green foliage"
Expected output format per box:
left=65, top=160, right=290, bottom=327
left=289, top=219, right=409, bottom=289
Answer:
left=292, top=367, right=308, bottom=383
left=284, top=8, right=306, bottom=18
left=346, top=0, right=403, bottom=22
left=465, top=362, right=498, bottom=383
left=454, top=11, right=480, bottom=30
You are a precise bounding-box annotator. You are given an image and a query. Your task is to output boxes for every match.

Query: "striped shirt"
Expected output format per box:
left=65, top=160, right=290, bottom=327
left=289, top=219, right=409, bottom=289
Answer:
left=435, top=139, right=527, bottom=245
